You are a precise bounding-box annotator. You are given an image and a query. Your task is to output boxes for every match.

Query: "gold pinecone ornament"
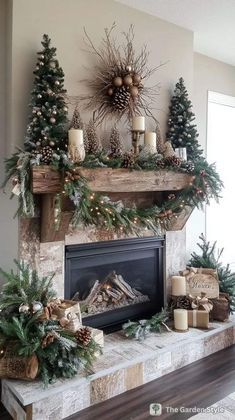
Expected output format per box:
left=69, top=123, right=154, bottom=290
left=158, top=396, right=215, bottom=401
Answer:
left=39, top=146, right=53, bottom=164
left=76, top=326, right=92, bottom=346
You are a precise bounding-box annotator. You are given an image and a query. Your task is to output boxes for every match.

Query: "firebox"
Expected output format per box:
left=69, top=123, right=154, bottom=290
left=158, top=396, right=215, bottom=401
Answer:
left=65, top=236, right=165, bottom=332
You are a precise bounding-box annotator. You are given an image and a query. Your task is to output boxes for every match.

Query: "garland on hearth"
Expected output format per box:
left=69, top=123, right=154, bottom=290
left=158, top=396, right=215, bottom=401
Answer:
left=122, top=309, right=170, bottom=341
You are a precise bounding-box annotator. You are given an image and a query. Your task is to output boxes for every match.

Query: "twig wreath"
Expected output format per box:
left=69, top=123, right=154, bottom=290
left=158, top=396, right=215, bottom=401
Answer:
left=80, top=23, right=161, bottom=124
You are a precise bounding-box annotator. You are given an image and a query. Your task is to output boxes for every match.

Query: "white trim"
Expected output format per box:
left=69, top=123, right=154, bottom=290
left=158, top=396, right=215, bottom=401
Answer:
left=208, top=91, right=235, bottom=108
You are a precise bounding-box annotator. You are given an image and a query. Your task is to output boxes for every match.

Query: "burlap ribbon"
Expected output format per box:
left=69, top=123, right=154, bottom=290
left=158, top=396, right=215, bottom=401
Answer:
left=189, top=292, right=213, bottom=312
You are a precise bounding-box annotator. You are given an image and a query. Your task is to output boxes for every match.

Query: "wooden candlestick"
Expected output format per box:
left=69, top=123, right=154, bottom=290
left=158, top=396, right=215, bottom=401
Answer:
left=131, top=130, right=145, bottom=155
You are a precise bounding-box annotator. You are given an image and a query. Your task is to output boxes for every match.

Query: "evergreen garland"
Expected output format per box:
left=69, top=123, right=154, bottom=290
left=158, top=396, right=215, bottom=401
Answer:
left=3, top=148, right=223, bottom=234
left=122, top=309, right=169, bottom=341
left=0, top=262, right=100, bottom=386
left=189, top=234, right=235, bottom=311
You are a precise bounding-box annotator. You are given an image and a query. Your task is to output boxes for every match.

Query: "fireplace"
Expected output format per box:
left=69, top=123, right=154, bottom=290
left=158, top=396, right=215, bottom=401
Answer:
left=65, top=236, right=165, bottom=331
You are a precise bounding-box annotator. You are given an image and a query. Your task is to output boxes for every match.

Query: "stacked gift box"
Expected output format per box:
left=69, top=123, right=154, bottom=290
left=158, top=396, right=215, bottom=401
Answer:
left=170, top=267, right=230, bottom=331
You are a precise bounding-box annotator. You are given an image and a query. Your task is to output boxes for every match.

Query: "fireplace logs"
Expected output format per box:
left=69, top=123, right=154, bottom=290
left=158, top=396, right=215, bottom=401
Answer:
left=72, top=271, right=149, bottom=316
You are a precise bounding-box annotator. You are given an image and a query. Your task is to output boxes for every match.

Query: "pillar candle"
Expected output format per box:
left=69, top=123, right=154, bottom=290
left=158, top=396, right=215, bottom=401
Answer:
left=144, top=132, right=157, bottom=152
left=68, top=128, right=84, bottom=146
left=132, top=116, right=145, bottom=131
left=171, top=275, right=186, bottom=296
left=174, top=309, right=188, bottom=331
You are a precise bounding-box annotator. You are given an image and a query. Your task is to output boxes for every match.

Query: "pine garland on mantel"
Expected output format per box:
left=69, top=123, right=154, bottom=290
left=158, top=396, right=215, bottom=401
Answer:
left=2, top=146, right=223, bottom=234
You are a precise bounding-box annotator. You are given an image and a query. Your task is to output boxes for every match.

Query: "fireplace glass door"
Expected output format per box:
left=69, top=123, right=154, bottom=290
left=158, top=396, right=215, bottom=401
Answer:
left=65, top=237, right=164, bottom=331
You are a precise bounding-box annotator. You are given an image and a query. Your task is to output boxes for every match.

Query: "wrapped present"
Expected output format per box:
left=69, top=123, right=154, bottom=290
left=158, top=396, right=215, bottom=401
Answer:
left=190, top=292, right=213, bottom=312
left=188, top=309, right=210, bottom=329
left=51, top=299, right=82, bottom=324
left=181, top=267, right=219, bottom=298
left=210, top=293, right=230, bottom=322
left=90, top=327, right=104, bottom=356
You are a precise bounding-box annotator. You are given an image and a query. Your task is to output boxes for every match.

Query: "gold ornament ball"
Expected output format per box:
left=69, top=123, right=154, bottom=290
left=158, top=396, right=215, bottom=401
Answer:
left=49, top=140, right=55, bottom=147
left=108, top=87, right=114, bottom=96
left=50, top=117, right=56, bottom=124
left=113, top=76, right=123, bottom=87
left=123, top=75, right=133, bottom=86
left=133, top=73, right=141, bottom=85
left=63, top=106, right=68, bottom=112
left=55, top=80, right=60, bottom=86
left=126, top=65, right=132, bottom=72
left=130, top=85, right=139, bottom=98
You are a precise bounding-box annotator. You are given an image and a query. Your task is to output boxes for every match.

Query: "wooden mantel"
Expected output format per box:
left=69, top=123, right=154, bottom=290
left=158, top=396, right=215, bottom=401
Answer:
left=31, top=166, right=194, bottom=242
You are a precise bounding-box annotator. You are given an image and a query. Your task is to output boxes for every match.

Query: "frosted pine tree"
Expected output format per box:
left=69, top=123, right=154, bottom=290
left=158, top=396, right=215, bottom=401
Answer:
left=86, top=120, right=100, bottom=155
left=24, top=34, right=68, bottom=164
left=109, top=127, right=122, bottom=158
left=166, top=77, right=203, bottom=160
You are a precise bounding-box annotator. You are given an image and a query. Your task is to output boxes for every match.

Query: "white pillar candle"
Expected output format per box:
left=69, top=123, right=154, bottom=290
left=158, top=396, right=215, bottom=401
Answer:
left=68, top=128, right=84, bottom=146
left=174, top=309, right=188, bottom=331
left=144, top=132, right=157, bottom=152
left=132, top=116, right=145, bottom=131
left=171, top=276, right=186, bottom=296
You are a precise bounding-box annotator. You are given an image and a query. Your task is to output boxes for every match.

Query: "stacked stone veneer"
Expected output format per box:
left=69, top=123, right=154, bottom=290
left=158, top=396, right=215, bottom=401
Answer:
left=19, top=217, right=186, bottom=300
left=2, top=319, right=235, bottom=420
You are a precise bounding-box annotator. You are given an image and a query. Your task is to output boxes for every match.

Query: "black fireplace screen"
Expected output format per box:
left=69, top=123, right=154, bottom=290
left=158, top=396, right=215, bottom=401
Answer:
left=65, top=237, right=164, bottom=331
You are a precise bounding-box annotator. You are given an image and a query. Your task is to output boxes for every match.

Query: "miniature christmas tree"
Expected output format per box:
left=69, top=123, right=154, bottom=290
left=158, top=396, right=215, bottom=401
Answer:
left=70, top=107, right=89, bottom=153
left=24, top=34, right=68, bottom=164
left=70, top=106, right=83, bottom=129
left=166, top=77, right=203, bottom=161
left=109, top=126, right=123, bottom=158
left=86, top=120, right=100, bottom=155
left=156, top=124, right=165, bottom=155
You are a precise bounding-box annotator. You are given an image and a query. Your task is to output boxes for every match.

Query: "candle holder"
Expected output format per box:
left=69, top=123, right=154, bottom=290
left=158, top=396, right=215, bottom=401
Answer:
left=131, top=130, right=145, bottom=155
left=175, top=147, right=187, bottom=161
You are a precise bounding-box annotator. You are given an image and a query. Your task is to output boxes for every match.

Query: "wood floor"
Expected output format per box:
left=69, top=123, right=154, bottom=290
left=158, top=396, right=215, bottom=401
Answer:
left=69, top=345, right=235, bottom=420
left=1, top=345, right=235, bottom=419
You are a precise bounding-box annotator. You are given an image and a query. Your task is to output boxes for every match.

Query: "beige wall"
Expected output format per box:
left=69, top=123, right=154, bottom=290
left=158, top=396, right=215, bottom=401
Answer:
left=1, top=0, right=195, bottom=277
left=186, top=53, right=235, bottom=257
left=0, top=0, right=18, bottom=283
left=9, top=0, right=194, bottom=153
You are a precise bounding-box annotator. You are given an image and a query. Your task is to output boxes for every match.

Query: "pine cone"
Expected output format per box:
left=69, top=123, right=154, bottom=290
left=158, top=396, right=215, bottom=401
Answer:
left=180, top=160, right=195, bottom=173
left=41, top=332, right=55, bottom=348
left=76, top=326, right=92, bottom=346
left=122, top=151, right=135, bottom=169
left=155, top=158, right=166, bottom=169
left=39, top=146, right=53, bottom=164
left=164, top=156, right=181, bottom=167
left=169, top=295, right=191, bottom=310
left=112, top=86, right=130, bottom=111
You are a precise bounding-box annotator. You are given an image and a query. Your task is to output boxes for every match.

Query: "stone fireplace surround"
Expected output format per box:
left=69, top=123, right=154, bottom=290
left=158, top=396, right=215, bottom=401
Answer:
left=19, top=217, right=187, bottom=306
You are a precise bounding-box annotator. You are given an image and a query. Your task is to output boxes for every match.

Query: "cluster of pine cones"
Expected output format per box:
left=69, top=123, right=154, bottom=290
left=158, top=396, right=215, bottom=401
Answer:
left=32, top=146, right=53, bottom=164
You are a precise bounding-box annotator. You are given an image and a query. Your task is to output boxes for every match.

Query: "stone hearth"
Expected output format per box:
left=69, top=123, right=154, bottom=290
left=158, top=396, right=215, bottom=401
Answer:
left=2, top=318, right=235, bottom=420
